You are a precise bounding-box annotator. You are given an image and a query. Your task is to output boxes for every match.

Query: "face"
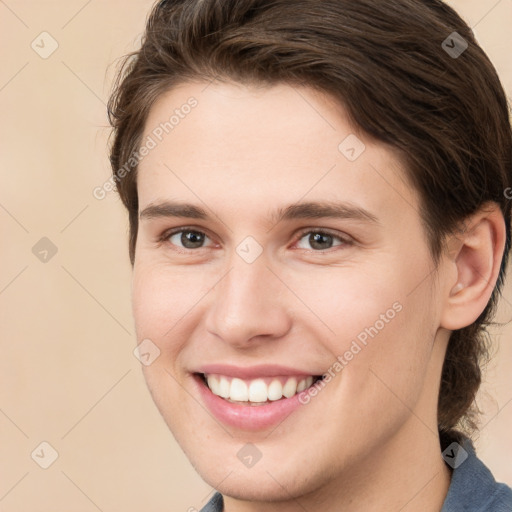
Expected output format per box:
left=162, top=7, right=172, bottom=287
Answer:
left=132, top=81, right=448, bottom=502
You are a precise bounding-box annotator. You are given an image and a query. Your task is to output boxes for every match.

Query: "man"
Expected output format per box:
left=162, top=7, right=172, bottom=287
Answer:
left=108, top=0, right=512, bottom=510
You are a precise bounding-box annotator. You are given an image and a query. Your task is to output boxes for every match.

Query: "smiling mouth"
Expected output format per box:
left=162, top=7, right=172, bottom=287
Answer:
left=197, top=373, right=323, bottom=405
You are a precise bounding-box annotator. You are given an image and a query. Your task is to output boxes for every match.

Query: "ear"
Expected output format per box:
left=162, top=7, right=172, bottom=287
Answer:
left=440, top=202, right=507, bottom=331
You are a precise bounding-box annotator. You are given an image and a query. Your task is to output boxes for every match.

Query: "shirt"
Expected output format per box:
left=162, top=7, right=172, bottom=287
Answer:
left=199, top=438, right=512, bottom=511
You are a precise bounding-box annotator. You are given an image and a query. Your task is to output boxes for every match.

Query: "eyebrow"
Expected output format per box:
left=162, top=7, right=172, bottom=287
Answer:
left=139, top=200, right=380, bottom=226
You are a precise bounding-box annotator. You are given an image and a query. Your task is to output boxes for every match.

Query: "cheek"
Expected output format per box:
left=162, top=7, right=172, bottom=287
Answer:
left=132, top=262, right=203, bottom=342
left=300, top=253, right=437, bottom=393
left=131, top=264, right=191, bottom=393
left=131, top=265, right=200, bottom=431
left=131, top=260, right=221, bottom=401
left=327, top=274, right=437, bottom=426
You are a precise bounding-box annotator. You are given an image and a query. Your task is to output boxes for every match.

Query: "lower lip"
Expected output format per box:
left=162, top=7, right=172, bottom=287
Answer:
left=194, top=375, right=305, bottom=431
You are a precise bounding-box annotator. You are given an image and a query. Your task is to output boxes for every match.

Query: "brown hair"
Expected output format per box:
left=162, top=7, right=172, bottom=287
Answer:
left=108, top=0, right=512, bottom=444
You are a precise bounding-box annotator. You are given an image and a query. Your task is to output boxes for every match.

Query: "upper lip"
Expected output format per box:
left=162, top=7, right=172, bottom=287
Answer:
left=195, top=364, right=320, bottom=380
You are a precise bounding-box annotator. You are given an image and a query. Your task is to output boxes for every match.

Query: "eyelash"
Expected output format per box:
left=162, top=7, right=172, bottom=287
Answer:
left=158, top=226, right=352, bottom=253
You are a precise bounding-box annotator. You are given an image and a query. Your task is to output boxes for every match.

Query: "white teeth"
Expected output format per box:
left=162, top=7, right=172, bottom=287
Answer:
left=207, top=375, right=220, bottom=395
left=267, top=379, right=283, bottom=401
left=230, top=378, right=248, bottom=401
left=248, top=379, right=268, bottom=403
left=205, top=374, right=317, bottom=403
left=218, top=376, right=230, bottom=398
left=282, top=377, right=298, bottom=398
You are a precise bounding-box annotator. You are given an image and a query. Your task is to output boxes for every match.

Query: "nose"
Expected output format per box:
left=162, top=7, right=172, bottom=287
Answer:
left=203, top=254, right=292, bottom=348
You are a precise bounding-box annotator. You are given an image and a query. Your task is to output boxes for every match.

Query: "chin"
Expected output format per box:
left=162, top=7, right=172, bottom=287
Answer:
left=186, top=442, right=332, bottom=505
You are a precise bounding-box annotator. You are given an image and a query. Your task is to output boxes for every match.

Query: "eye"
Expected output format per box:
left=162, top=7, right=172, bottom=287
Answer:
left=159, top=227, right=350, bottom=252
left=164, top=229, right=214, bottom=250
left=294, top=229, right=349, bottom=251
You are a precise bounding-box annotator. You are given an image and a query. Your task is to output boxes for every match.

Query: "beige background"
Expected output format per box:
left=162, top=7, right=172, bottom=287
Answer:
left=0, top=0, right=511, bottom=510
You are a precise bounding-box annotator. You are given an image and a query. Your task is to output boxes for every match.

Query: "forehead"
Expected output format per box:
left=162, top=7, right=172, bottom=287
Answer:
left=136, top=81, right=419, bottom=227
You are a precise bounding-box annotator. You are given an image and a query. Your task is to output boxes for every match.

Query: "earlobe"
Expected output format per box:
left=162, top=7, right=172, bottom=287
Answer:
left=440, top=203, right=506, bottom=331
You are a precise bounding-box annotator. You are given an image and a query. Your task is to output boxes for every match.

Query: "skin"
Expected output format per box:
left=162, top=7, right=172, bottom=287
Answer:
left=132, top=81, right=506, bottom=511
